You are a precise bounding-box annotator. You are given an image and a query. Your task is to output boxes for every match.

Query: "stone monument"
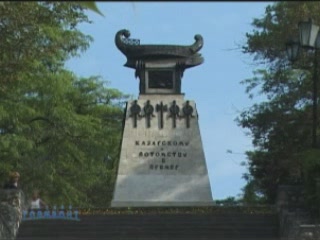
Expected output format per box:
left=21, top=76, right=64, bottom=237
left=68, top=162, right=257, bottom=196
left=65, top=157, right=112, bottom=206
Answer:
left=111, top=29, right=213, bottom=207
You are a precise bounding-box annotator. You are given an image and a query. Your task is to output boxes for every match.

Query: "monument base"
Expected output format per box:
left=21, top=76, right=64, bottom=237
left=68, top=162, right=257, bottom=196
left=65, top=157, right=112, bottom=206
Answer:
left=111, top=95, right=213, bottom=207
left=111, top=173, right=213, bottom=207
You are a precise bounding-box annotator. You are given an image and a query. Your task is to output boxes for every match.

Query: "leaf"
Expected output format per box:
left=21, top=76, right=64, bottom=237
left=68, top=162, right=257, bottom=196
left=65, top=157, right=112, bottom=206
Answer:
left=77, top=2, right=104, bottom=17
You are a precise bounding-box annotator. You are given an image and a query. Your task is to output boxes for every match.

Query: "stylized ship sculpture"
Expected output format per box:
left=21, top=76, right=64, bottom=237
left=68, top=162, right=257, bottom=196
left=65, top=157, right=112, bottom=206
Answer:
left=115, top=29, right=204, bottom=69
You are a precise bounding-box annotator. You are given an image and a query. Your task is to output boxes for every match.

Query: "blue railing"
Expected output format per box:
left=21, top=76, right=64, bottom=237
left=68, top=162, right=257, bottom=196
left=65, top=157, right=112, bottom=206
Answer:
left=22, top=205, right=80, bottom=221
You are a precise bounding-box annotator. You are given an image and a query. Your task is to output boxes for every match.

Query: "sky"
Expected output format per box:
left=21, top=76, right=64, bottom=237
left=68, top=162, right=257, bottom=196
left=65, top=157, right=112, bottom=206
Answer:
left=66, top=2, right=271, bottom=200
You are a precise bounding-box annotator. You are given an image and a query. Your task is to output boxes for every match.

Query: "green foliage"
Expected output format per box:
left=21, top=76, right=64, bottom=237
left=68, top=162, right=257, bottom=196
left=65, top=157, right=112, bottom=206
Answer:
left=241, top=177, right=267, bottom=205
left=238, top=2, right=320, bottom=204
left=215, top=197, right=242, bottom=206
left=76, top=2, right=104, bottom=17
left=0, top=2, right=128, bottom=207
left=300, top=149, right=320, bottom=210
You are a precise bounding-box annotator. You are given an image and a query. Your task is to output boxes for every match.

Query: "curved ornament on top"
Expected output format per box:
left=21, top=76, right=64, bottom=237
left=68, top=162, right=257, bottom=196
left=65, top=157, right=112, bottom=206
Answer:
left=115, top=29, right=204, bottom=58
left=115, top=29, right=132, bottom=55
left=190, top=34, right=203, bottom=53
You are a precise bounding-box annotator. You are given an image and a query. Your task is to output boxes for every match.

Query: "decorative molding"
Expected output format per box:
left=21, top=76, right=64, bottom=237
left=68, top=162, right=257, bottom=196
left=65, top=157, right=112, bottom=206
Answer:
left=129, top=100, right=142, bottom=128
left=182, top=101, right=194, bottom=128
left=168, top=100, right=180, bottom=128
left=142, top=100, right=155, bottom=128
left=156, top=102, right=168, bottom=129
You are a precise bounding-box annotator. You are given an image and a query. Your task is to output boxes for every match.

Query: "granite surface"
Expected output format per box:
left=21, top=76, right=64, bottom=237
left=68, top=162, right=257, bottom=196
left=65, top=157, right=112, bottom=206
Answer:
left=112, top=95, right=213, bottom=207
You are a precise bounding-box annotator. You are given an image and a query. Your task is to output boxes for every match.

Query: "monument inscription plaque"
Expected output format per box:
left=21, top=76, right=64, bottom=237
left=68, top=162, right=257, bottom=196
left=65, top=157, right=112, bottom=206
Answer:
left=111, top=30, right=213, bottom=207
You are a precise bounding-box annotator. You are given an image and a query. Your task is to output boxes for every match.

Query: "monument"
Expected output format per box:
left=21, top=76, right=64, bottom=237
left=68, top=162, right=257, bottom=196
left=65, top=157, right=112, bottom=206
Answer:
left=111, top=29, right=213, bottom=207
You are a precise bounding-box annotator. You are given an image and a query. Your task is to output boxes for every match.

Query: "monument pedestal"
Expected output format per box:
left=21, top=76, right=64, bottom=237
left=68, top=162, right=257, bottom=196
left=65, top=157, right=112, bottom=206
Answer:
left=111, top=95, right=213, bottom=207
left=111, top=29, right=213, bottom=207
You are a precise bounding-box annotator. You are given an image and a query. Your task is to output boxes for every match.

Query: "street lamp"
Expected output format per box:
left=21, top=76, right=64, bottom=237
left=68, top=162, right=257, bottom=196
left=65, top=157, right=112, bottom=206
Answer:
left=286, top=18, right=320, bottom=148
left=285, top=38, right=300, bottom=63
left=299, top=19, right=320, bottom=48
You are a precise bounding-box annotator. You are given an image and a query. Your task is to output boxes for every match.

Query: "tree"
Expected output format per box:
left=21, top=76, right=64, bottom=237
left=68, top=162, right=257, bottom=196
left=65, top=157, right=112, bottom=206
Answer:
left=0, top=2, right=129, bottom=207
left=76, top=1, right=104, bottom=17
left=237, top=2, right=320, bottom=203
left=215, top=196, right=242, bottom=206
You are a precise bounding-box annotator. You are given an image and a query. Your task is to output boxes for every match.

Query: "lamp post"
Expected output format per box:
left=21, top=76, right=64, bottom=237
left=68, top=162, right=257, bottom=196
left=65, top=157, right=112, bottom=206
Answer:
left=286, top=18, right=320, bottom=148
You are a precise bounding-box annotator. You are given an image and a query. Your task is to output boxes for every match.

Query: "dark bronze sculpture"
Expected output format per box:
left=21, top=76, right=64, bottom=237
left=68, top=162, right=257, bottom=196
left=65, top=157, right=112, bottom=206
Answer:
left=115, top=29, right=204, bottom=68
left=115, top=29, right=204, bottom=95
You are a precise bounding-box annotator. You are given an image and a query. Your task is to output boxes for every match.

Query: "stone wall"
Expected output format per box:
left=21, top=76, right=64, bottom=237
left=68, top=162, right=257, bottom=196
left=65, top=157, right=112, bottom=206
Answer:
left=0, top=189, right=25, bottom=240
left=17, top=211, right=279, bottom=240
left=276, top=185, right=320, bottom=239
